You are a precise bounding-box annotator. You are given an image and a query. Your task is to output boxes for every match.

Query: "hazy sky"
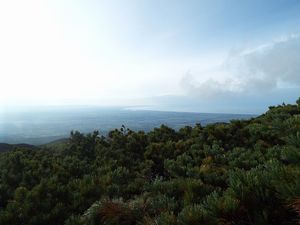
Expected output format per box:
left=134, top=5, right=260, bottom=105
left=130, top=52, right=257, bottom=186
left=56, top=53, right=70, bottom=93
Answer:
left=0, top=0, right=300, bottom=113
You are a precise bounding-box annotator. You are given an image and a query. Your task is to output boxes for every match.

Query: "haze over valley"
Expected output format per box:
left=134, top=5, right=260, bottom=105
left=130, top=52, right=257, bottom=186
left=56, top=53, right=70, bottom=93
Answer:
left=0, top=107, right=254, bottom=144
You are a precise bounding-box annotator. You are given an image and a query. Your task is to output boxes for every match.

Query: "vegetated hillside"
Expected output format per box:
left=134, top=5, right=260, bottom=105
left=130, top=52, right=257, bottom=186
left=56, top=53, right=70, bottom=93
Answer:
left=0, top=143, right=36, bottom=153
left=0, top=99, right=300, bottom=225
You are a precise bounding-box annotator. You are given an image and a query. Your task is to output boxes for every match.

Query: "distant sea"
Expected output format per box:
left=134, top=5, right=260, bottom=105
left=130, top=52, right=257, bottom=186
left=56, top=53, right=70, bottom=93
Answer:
left=0, top=106, right=256, bottom=145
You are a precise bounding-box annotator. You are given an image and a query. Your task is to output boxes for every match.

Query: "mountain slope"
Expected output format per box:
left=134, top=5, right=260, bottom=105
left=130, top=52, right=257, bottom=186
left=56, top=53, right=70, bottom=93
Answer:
left=0, top=99, right=299, bottom=225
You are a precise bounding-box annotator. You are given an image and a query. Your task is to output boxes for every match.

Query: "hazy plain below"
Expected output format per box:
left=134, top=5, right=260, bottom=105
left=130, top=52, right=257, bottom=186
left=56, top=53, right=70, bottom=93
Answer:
left=0, top=106, right=256, bottom=145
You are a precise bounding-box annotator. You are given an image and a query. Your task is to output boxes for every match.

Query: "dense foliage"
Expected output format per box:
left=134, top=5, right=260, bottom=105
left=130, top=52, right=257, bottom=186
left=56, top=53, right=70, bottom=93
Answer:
left=1, top=99, right=300, bottom=225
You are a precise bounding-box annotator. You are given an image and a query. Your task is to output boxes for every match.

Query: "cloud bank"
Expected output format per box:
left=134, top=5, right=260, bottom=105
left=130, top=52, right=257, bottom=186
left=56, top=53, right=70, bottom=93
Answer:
left=181, top=35, right=300, bottom=98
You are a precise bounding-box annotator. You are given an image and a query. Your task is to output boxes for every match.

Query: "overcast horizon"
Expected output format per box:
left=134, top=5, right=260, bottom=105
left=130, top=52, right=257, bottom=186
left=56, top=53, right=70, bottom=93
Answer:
left=1, top=0, right=300, bottom=114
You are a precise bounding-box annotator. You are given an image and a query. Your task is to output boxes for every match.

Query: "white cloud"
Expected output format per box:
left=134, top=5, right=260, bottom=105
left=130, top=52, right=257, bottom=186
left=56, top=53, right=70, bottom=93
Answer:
left=181, top=34, right=300, bottom=98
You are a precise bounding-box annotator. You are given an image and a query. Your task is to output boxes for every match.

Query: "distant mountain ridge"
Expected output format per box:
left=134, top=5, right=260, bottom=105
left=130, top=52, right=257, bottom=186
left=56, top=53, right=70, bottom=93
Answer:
left=0, top=143, right=36, bottom=152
